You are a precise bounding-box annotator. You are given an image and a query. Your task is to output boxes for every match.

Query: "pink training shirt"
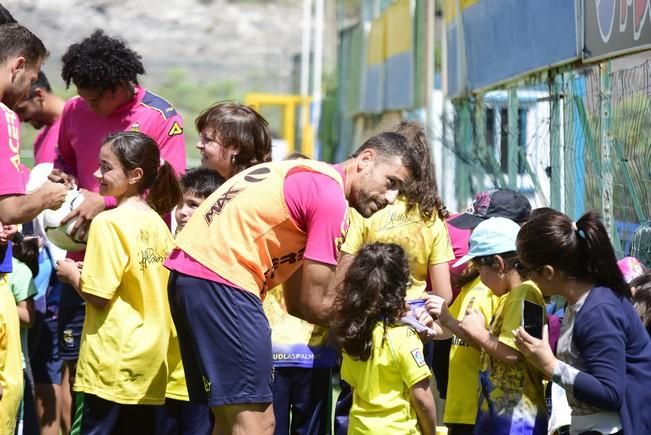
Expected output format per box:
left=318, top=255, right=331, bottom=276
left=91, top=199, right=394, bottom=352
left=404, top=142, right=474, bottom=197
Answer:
left=33, top=116, right=61, bottom=165
left=55, top=85, right=187, bottom=195
left=165, top=164, right=349, bottom=290
left=0, top=103, right=25, bottom=197
left=55, top=86, right=187, bottom=261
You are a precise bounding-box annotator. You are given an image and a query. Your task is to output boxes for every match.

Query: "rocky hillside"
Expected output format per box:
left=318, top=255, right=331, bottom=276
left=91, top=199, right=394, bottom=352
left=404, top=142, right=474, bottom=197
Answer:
left=4, top=0, right=304, bottom=92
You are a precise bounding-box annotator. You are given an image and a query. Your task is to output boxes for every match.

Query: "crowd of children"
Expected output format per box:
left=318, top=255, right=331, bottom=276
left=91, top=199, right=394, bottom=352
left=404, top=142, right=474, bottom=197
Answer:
left=1, top=7, right=651, bottom=435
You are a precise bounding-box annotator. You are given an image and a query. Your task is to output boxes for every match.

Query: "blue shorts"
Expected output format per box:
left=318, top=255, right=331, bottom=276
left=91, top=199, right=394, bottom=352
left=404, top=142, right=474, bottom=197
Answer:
left=57, top=299, right=85, bottom=361
left=167, top=271, right=273, bottom=407
left=154, top=398, right=214, bottom=435
left=72, top=392, right=157, bottom=435
left=29, top=307, right=63, bottom=385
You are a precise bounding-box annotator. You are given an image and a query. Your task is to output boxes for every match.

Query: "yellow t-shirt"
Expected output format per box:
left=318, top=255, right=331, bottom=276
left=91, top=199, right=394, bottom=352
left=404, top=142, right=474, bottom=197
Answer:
left=341, top=322, right=431, bottom=435
left=445, top=276, right=500, bottom=424
left=0, top=276, right=23, bottom=435
left=165, top=324, right=188, bottom=401
left=341, top=200, right=453, bottom=300
left=477, top=280, right=547, bottom=428
left=74, top=206, right=174, bottom=405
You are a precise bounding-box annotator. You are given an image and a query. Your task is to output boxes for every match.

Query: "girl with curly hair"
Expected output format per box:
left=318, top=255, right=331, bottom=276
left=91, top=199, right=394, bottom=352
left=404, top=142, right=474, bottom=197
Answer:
left=332, top=242, right=437, bottom=435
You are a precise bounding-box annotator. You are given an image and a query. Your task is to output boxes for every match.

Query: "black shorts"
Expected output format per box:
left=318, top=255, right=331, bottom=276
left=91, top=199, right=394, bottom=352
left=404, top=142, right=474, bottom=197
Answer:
left=154, top=398, right=214, bottom=435
left=167, top=271, right=273, bottom=407
left=71, top=392, right=157, bottom=435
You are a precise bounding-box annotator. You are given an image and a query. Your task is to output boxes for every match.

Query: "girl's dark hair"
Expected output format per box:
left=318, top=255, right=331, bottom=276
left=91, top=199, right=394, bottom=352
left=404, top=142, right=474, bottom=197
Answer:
left=332, top=243, right=410, bottom=361
left=104, top=131, right=182, bottom=215
left=12, top=234, right=39, bottom=277
left=517, top=210, right=630, bottom=297
left=180, top=168, right=225, bottom=199
left=529, top=207, right=560, bottom=221
left=61, top=30, right=144, bottom=92
left=392, top=121, right=448, bottom=221
left=195, top=101, right=272, bottom=175
left=632, top=273, right=651, bottom=335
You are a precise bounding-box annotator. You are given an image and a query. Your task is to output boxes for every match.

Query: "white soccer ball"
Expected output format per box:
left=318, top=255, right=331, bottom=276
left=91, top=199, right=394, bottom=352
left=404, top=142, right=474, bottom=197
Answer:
left=42, top=189, right=87, bottom=252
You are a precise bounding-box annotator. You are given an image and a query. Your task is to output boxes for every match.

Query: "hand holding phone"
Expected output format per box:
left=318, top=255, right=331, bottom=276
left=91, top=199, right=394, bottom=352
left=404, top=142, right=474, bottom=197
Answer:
left=400, top=315, right=436, bottom=335
left=522, top=300, right=544, bottom=340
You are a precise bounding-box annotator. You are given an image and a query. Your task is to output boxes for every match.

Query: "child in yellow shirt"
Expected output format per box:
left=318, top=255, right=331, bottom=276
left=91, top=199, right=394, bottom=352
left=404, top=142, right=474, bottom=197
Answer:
left=332, top=242, right=437, bottom=435
left=157, top=167, right=223, bottom=435
left=56, top=131, right=182, bottom=434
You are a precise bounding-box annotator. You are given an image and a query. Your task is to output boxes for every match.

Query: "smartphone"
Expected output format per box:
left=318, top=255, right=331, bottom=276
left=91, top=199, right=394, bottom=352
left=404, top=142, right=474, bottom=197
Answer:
left=522, top=300, right=544, bottom=340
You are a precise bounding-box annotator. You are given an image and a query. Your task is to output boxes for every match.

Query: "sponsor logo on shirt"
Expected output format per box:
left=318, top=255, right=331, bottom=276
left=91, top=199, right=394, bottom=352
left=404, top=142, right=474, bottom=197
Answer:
left=411, top=348, right=426, bottom=367
left=5, top=108, right=20, bottom=170
left=168, top=121, right=183, bottom=137
left=262, top=248, right=306, bottom=293
left=203, top=167, right=272, bottom=225
left=203, top=185, right=246, bottom=225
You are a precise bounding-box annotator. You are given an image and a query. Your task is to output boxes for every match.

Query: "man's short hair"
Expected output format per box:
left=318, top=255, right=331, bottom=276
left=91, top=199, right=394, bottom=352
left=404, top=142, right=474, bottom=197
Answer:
left=351, top=132, right=422, bottom=182
left=27, top=71, right=51, bottom=97
left=0, top=23, right=47, bottom=67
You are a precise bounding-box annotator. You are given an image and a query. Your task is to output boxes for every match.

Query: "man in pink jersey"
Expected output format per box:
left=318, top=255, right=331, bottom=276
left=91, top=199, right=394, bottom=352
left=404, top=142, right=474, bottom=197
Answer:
left=52, top=30, right=186, bottom=238
left=50, top=30, right=187, bottom=419
left=15, top=70, right=72, bottom=435
left=167, top=132, right=423, bottom=434
left=15, top=71, right=65, bottom=165
left=0, top=24, right=68, bottom=225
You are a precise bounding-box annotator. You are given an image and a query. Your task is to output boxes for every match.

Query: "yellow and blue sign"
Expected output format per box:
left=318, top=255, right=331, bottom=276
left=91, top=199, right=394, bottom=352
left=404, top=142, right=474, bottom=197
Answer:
left=361, top=0, right=414, bottom=113
left=445, top=0, right=579, bottom=96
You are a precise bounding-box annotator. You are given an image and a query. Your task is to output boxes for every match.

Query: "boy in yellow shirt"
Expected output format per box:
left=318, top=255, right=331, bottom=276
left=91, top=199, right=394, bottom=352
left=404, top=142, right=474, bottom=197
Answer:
left=157, top=168, right=223, bottom=435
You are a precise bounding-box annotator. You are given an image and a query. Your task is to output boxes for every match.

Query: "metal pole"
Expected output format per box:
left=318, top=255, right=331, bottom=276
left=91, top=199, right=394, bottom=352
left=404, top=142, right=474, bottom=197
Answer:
left=299, top=0, right=313, bottom=152
left=311, top=0, right=324, bottom=159
left=600, top=61, right=616, bottom=245
left=440, top=0, right=450, bottom=205
left=550, top=75, right=563, bottom=210
left=507, top=88, right=519, bottom=188
left=425, top=0, right=435, bottom=158
left=563, top=72, right=575, bottom=217
left=474, top=94, right=487, bottom=193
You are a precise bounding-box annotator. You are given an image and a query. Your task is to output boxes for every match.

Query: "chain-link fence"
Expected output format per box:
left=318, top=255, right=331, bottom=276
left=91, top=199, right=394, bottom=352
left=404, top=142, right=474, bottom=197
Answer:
left=442, top=59, right=651, bottom=259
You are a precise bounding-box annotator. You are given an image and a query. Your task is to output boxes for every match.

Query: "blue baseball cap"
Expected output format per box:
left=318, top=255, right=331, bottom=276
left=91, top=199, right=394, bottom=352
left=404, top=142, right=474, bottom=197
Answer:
left=453, top=217, right=521, bottom=267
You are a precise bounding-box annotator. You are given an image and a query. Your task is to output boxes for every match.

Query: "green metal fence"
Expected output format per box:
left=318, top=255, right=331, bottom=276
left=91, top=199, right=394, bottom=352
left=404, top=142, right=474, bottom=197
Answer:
left=445, top=60, right=651, bottom=260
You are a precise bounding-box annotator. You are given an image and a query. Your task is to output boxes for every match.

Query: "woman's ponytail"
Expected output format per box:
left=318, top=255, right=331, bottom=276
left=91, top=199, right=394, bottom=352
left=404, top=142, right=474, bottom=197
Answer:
left=575, top=211, right=630, bottom=297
